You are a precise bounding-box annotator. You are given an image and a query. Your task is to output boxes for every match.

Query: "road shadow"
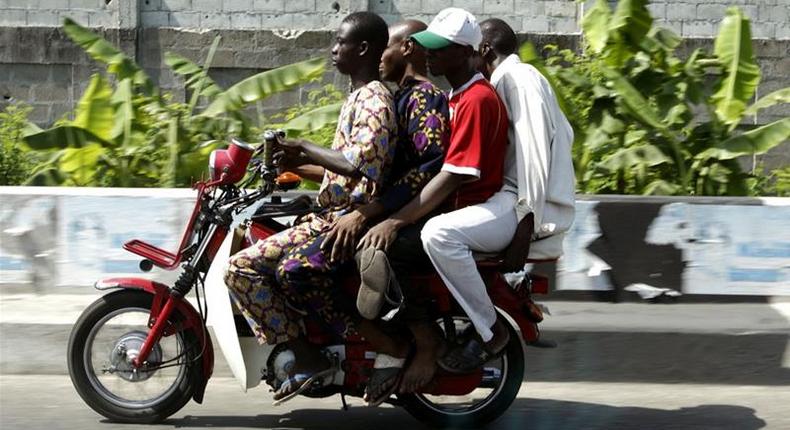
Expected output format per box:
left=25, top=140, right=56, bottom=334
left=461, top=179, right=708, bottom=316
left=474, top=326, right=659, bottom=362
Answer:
left=160, top=399, right=767, bottom=430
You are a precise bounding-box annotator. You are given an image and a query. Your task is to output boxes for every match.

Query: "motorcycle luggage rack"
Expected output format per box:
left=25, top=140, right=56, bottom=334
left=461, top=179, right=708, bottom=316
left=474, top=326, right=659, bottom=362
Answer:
left=122, top=183, right=211, bottom=271
left=123, top=240, right=180, bottom=270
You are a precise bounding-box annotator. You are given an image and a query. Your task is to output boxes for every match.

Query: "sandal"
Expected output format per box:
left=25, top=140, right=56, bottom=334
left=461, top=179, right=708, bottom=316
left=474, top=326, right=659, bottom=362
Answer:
left=356, top=247, right=394, bottom=320
left=364, top=353, right=406, bottom=407
left=438, top=333, right=509, bottom=374
left=272, top=367, right=335, bottom=406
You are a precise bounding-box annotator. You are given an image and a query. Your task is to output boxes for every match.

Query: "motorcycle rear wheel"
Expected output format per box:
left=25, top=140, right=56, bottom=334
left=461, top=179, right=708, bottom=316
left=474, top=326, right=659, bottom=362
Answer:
left=67, top=289, right=202, bottom=423
left=400, top=316, right=524, bottom=428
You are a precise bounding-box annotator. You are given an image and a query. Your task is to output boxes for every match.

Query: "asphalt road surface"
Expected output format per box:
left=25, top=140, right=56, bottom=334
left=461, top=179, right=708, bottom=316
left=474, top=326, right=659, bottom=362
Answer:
left=1, top=375, right=788, bottom=430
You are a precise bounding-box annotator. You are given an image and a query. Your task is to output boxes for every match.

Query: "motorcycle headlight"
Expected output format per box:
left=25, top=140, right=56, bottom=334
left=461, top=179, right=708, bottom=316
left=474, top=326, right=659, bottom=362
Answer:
left=208, top=139, right=254, bottom=184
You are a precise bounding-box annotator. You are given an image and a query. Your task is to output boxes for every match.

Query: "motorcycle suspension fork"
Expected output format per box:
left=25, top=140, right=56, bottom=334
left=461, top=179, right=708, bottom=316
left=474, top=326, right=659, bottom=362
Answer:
left=133, top=294, right=180, bottom=368
left=133, top=224, right=220, bottom=368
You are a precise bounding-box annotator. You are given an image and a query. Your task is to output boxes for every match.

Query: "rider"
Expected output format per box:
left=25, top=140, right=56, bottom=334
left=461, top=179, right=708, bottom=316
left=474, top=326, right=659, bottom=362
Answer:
left=358, top=7, right=509, bottom=391
left=283, top=19, right=451, bottom=406
left=431, top=18, right=576, bottom=373
left=223, top=11, right=396, bottom=401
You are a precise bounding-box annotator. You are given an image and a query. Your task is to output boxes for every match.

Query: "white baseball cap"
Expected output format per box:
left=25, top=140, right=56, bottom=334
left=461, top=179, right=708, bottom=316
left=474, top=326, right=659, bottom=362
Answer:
left=411, top=8, right=482, bottom=50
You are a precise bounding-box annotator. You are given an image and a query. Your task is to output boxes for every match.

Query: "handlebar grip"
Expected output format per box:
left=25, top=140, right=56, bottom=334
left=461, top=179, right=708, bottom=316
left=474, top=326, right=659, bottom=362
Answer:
left=261, top=130, right=277, bottom=169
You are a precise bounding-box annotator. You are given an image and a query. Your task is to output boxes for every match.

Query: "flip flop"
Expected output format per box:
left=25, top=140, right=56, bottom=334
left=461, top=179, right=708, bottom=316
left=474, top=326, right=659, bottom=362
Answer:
left=272, top=367, right=335, bottom=406
left=437, top=334, right=509, bottom=374
left=365, top=353, right=406, bottom=407
left=356, top=247, right=394, bottom=320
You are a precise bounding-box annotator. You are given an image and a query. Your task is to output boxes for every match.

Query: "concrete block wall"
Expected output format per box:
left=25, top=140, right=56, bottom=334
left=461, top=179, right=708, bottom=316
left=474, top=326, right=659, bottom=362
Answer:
left=0, top=0, right=787, bottom=139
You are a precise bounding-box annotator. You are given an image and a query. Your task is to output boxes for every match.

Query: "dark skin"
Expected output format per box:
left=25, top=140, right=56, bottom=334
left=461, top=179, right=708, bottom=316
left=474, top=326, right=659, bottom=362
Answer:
left=275, top=21, right=378, bottom=184
left=477, top=21, right=509, bottom=80
left=271, top=20, right=387, bottom=402
left=321, top=20, right=451, bottom=399
left=358, top=42, right=476, bottom=251
left=360, top=40, right=510, bottom=376
left=321, top=20, right=429, bottom=264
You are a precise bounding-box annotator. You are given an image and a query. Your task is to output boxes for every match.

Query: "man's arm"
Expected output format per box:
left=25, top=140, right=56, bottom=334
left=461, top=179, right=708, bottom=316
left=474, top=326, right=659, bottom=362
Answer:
left=357, top=171, right=467, bottom=250
left=278, top=139, right=360, bottom=179
left=322, top=87, right=448, bottom=261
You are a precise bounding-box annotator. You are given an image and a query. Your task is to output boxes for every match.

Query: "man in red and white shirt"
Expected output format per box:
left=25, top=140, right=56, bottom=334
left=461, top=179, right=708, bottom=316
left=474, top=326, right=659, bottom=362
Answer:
left=358, top=7, right=511, bottom=390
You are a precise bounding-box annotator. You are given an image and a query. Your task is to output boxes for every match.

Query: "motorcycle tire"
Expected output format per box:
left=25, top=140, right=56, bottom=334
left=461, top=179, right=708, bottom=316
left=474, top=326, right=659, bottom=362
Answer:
left=67, top=289, right=202, bottom=424
left=400, top=321, right=524, bottom=428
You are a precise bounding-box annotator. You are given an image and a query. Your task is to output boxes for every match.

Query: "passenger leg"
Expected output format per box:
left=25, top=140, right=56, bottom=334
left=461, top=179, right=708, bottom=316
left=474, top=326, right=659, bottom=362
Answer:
left=420, top=191, right=518, bottom=371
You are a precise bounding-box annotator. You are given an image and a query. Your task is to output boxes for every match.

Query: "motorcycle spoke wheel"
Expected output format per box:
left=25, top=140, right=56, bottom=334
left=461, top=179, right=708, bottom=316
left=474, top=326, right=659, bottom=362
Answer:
left=68, top=290, right=201, bottom=423
left=84, top=307, right=187, bottom=408
left=400, top=315, right=524, bottom=428
left=416, top=319, right=508, bottom=414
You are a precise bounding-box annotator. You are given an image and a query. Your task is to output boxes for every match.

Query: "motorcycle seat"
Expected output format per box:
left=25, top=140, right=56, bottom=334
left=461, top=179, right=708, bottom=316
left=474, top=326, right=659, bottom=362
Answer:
left=472, top=213, right=558, bottom=272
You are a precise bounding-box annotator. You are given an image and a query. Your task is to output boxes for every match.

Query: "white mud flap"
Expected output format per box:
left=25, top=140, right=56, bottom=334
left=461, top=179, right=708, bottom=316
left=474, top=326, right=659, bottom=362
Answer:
left=205, top=232, right=274, bottom=391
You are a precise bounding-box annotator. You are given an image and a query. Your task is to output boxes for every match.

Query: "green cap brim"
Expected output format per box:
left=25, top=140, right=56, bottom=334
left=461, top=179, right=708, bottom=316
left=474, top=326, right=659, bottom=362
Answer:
left=410, top=30, right=452, bottom=50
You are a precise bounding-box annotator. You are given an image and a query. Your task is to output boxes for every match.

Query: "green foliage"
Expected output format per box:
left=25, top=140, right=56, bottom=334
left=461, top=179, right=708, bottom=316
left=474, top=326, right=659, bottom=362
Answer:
left=21, top=19, right=337, bottom=187
left=0, top=104, right=38, bottom=185
left=523, top=4, right=790, bottom=196
left=268, top=85, right=345, bottom=190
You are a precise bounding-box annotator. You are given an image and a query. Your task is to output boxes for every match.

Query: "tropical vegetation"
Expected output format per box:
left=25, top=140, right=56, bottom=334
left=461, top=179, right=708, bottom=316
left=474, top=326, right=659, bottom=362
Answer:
left=1, top=5, right=789, bottom=195
left=521, top=0, right=789, bottom=196
left=11, top=18, right=341, bottom=187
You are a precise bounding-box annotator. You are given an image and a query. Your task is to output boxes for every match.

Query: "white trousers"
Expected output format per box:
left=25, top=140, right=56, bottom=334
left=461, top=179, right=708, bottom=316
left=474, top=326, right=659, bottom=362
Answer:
left=421, top=190, right=518, bottom=342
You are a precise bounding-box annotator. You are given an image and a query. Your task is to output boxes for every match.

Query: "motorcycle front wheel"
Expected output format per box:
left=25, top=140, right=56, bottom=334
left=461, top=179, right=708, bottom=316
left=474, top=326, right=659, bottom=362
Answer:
left=67, top=289, right=202, bottom=423
left=399, top=315, right=524, bottom=428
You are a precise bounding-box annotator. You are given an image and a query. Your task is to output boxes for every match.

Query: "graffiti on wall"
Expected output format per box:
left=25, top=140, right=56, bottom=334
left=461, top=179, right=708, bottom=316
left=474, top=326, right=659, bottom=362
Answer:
left=2, top=190, right=789, bottom=296
left=556, top=199, right=790, bottom=296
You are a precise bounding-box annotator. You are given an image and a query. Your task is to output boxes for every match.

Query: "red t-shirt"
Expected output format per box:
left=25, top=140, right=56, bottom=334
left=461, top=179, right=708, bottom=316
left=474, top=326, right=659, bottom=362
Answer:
left=442, top=75, right=509, bottom=210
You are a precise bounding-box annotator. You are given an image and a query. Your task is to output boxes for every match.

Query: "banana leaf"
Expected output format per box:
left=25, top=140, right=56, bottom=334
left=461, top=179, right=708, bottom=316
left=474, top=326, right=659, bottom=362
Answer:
left=74, top=74, right=115, bottom=142
left=110, top=78, right=135, bottom=142
left=601, top=144, right=672, bottom=171
left=711, top=7, right=760, bottom=128
left=26, top=167, right=66, bottom=186
left=63, top=18, right=155, bottom=95
left=201, top=57, right=326, bottom=117
left=24, top=126, right=111, bottom=149
left=581, top=0, right=611, bottom=54
left=165, top=51, right=223, bottom=100
left=697, top=118, right=790, bottom=160
left=609, top=0, right=652, bottom=45
left=601, top=67, right=667, bottom=131
left=281, top=102, right=343, bottom=137
left=743, top=87, right=790, bottom=117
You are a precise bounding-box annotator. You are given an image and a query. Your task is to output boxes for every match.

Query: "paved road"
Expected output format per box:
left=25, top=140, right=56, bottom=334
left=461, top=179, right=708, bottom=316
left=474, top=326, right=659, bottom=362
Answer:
left=1, top=375, right=788, bottom=430
left=2, top=294, right=788, bottom=429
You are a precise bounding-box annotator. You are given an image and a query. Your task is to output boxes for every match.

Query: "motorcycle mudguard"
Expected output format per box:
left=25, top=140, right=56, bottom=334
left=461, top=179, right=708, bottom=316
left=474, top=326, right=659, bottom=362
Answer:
left=204, top=231, right=275, bottom=391
left=94, top=277, right=214, bottom=404
left=488, top=274, right=540, bottom=343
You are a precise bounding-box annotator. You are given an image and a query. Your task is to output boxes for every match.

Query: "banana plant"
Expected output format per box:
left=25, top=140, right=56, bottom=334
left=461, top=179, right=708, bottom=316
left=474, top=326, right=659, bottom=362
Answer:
left=22, top=19, right=338, bottom=187
left=525, top=2, right=789, bottom=196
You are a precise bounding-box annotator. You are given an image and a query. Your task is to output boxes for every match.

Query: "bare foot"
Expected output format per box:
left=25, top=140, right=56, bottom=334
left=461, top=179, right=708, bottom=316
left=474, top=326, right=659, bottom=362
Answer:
left=399, top=322, right=444, bottom=393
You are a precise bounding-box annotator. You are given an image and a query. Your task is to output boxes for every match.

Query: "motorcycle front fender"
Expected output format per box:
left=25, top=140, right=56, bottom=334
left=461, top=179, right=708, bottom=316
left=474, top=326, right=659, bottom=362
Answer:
left=94, top=277, right=215, bottom=404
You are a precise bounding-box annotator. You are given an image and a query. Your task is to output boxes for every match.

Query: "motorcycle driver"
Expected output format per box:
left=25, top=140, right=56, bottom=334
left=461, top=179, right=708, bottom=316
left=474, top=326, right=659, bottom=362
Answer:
left=223, top=11, right=396, bottom=402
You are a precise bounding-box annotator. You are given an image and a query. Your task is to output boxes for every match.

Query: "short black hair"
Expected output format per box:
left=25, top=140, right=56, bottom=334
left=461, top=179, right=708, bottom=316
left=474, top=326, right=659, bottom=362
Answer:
left=342, top=12, right=389, bottom=59
left=480, top=18, right=518, bottom=56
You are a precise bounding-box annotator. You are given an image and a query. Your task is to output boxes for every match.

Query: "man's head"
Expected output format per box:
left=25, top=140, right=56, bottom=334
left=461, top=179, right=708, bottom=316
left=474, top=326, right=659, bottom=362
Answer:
left=332, top=12, right=389, bottom=75
left=379, top=20, right=428, bottom=83
left=410, top=8, right=481, bottom=77
left=478, top=18, right=518, bottom=78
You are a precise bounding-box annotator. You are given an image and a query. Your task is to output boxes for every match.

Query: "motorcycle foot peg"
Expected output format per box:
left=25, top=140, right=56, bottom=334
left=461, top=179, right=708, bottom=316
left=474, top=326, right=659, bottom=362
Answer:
left=528, top=338, right=558, bottom=349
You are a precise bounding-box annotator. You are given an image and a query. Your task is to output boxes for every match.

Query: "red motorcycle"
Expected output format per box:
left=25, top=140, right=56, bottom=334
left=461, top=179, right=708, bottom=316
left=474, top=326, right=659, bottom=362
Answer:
left=67, top=132, right=553, bottom=428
